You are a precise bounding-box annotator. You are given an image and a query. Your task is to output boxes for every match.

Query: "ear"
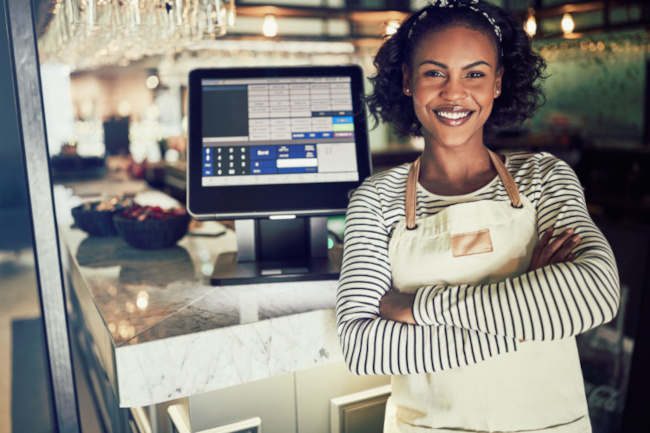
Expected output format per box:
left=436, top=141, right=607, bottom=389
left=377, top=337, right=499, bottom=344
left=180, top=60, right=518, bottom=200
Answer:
left=494, top=66, right=504, bottom=98
left=402, top=63, right=412, bottom=97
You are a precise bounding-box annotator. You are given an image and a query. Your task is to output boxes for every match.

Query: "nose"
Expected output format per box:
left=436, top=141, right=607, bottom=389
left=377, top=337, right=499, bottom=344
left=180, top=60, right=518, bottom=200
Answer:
left=441, top=76, right=467, bottom=102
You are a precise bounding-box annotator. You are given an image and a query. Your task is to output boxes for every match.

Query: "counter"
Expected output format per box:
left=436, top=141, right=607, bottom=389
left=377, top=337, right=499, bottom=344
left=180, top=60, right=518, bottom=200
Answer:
left=63, top=220, right=346, bottom=408
left=57, top=182, right=390, bottom=433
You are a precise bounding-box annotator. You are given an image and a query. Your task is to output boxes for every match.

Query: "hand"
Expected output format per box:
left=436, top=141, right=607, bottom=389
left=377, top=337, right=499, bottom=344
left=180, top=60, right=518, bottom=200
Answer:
left=379, top=291, right=417, bottom=325
left=527, top=226, right=580, bottom=273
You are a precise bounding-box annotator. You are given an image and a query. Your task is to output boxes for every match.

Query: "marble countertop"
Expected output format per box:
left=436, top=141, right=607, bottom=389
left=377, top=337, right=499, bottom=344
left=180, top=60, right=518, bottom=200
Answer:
left=58, top=185, right=342, bottom=408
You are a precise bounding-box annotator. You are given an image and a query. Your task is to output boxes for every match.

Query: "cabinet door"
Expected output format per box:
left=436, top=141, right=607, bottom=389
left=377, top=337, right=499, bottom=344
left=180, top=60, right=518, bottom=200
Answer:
left=187, top=373, right=296, bottom=433
left=295, top=361, right=390, bottom=433
left=330, top=386, right=391, bottom=433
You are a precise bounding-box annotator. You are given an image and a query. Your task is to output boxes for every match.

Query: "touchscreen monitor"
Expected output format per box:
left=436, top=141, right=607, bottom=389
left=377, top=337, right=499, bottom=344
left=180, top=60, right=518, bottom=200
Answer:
left=187, top=65, right=371, bottom=220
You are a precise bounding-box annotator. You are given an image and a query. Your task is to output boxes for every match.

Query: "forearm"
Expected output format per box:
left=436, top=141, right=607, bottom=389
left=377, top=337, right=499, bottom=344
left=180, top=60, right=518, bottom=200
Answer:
left=413, top=162, right=620, bottom=341
left=414, top=258, right=618, bottom=341
left=338, top=300, right=517, bottom=375
left=379, top=291, right=416, bottom=324
left=337, top=181, right=518, bottom=375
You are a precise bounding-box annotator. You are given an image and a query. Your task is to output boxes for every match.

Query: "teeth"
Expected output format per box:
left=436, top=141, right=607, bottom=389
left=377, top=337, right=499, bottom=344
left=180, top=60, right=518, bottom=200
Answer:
left=437, top=110, right=470, bottom=120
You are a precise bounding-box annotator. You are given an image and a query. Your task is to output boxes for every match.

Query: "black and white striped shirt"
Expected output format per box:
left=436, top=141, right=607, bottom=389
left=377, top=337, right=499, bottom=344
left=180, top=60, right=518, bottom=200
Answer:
left=336, top=152, right=620, bottom=375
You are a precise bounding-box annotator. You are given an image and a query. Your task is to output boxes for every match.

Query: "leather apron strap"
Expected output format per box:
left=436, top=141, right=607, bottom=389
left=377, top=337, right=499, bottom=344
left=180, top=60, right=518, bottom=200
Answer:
left=405, top=149, right=521, bottom=230
left=488, top=149, right=522, bottom=209
left=405, top=157, right=421, bottom=230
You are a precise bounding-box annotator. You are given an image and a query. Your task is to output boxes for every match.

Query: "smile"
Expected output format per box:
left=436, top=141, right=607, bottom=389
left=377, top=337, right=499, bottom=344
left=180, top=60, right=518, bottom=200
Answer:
left=434, top=108, right=473, bottom=126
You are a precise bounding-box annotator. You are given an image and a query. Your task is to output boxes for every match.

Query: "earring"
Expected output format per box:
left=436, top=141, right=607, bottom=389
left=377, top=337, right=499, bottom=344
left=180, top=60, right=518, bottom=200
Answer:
left=496, top=89, right=500, bottom=94
left=405, top=88, right=410, bottom=94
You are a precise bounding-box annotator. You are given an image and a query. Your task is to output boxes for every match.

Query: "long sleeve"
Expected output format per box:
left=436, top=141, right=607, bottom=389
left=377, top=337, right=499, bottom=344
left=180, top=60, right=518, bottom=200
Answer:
left=336, top=178, right=515, bottom=375
left=413, top=158, right=620, bottom=341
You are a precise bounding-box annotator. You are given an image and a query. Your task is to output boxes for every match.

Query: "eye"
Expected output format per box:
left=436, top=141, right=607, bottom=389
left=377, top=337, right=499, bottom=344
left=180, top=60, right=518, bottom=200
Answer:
left=465, top=71, right=486, bottom=78
left=423, top=70, right=445, bottom=78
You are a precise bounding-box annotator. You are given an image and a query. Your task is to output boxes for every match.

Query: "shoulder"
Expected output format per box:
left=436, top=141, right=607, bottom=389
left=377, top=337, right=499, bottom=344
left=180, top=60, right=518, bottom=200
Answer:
left=506, top=151, right=576, bottom=181
left=367, top=163, right=411, bottom=189
left=507, top=151, right=564, bottom=170
left=351, top=163, right=410, bottom=199
left=347, top=163, right=411, bottom=216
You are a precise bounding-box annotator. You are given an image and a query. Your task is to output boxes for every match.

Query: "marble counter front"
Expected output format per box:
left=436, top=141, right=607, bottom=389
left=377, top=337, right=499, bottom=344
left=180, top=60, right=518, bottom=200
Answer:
left=60, top=191, right=343, bottom=408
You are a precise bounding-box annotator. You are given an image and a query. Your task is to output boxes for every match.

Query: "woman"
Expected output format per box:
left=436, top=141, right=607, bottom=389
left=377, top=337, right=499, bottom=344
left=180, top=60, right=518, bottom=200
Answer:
left=336, top=0, right=620, bottom=432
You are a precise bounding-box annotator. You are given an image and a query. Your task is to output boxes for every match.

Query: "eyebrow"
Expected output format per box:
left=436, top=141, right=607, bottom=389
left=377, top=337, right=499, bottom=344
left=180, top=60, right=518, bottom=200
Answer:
left=420, top=60, right=492, bottom=70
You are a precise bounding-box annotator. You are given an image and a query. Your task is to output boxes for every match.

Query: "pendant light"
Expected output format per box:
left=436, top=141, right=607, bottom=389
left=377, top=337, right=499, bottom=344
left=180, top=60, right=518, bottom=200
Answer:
left=225, top=0, right=237, bottom=28
left=525, top=8, right=537, bottom=37
left=384, top=19, right=400, bottom=36
left=262, top=14, right=278, bottom=38
left=561, top=13, right=575, bottom=35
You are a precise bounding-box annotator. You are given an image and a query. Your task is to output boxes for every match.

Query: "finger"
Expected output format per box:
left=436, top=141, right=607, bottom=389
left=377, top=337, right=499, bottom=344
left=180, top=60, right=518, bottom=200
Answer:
left=549, top=234, right=580, bottom=264
left=530, top=226, right=554, bottom=265
left=539, top=228, right=575, bottom=262
left=540, top=226, right=554, bottom=244
left=548, top=234, right=580, bottom=264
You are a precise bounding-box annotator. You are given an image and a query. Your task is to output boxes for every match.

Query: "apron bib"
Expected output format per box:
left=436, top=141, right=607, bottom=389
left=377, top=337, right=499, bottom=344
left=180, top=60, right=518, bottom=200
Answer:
left=385, top=150, right=590, bottom=433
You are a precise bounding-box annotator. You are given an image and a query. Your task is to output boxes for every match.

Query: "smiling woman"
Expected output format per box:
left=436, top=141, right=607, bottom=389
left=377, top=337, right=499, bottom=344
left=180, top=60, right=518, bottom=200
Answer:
left=402, top=27, right=501, bottom=160
left=336, top=1, right=620, bottom=432
left=367, top=0, right=545, bottom=139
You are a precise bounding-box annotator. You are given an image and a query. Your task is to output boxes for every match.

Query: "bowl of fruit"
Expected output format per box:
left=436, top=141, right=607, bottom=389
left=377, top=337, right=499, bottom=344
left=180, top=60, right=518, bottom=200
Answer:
left=71, top=197, right=133, bottom=236
left=113, top=204, right=191, bottom=250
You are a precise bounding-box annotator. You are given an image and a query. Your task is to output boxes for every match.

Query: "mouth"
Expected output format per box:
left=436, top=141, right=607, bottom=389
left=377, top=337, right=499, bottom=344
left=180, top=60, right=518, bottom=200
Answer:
left=434, top=106, right=474, bottom=126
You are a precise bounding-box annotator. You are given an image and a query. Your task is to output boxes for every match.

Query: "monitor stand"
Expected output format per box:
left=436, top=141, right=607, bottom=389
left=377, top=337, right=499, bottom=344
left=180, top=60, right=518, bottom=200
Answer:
left=210, top=217, right=342, bottom=286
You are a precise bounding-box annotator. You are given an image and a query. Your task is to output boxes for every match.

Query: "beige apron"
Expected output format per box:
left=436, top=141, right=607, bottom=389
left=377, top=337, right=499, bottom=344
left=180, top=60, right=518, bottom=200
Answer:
left=384, top=150, right=590, bottom=433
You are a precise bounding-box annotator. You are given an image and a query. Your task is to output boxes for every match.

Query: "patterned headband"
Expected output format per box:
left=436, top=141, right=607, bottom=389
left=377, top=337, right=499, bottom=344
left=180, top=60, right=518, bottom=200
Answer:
left=408, top=0, right=502, bottom=42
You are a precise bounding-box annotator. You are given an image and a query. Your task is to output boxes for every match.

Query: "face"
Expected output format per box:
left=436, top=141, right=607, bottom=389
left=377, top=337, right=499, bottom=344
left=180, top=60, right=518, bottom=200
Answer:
left=402, top=25, right=503, bottom=150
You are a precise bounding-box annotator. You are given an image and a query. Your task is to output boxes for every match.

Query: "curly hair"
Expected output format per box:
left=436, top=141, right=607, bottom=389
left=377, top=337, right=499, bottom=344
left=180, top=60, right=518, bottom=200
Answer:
left=366, top=0, right=547, bottom=137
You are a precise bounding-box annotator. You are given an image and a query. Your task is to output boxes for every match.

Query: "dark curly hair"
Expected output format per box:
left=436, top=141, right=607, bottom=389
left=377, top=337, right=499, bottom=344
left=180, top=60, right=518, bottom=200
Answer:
left=366, top=0, right=546, bottom=137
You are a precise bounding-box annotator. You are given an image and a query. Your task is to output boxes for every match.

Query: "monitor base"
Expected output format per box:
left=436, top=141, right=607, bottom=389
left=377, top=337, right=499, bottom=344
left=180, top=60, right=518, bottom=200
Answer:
left=210, top=250, right=342, bottom=286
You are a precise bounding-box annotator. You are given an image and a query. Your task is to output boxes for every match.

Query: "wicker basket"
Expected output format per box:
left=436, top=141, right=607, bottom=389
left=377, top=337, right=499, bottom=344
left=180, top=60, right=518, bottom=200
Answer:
left=71, top=203, right=121, bottom=236
left=113, top=212, right=191, bottom=250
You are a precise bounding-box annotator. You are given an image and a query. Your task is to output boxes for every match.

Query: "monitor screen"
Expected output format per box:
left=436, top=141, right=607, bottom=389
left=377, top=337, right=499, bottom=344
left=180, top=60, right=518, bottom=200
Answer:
left=187, top=66, right=372, bottom=220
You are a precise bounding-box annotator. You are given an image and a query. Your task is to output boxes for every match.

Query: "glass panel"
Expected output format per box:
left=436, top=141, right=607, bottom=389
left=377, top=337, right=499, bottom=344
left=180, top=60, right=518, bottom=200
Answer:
left=0, top=4, right=56, bottom=433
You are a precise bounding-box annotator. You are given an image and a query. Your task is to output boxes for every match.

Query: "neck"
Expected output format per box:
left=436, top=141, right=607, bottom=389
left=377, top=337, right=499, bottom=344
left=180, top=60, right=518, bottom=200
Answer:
left=419, top=141, right=492, bottom=185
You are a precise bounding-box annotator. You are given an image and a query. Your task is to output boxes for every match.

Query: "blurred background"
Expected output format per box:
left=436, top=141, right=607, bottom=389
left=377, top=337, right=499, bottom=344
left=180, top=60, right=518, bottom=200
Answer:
left=1, top=0, right=650, bottom=432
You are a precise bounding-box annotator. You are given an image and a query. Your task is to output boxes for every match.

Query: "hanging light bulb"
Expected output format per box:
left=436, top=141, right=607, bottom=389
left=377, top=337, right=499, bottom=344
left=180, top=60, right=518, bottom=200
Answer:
left=146, top=75, right=159, bottom=89
left=262, top=14, right=278, bottom=38
left=385, top=19, right=400, bottom=36
left=225, top=0, right=236, bottom=28
left=525, top=8, right=537, bottom=37
left=561, top=13, right=575, bottom=35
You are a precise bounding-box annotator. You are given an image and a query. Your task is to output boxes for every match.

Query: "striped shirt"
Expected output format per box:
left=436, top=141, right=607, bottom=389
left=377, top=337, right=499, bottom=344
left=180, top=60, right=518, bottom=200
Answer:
left=336, top=151, right=620, bottom=376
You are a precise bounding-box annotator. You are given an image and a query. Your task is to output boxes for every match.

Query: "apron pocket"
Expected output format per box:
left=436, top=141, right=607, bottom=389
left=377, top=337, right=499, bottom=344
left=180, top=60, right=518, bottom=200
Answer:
left=450, top=229, right=493, bottom=257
